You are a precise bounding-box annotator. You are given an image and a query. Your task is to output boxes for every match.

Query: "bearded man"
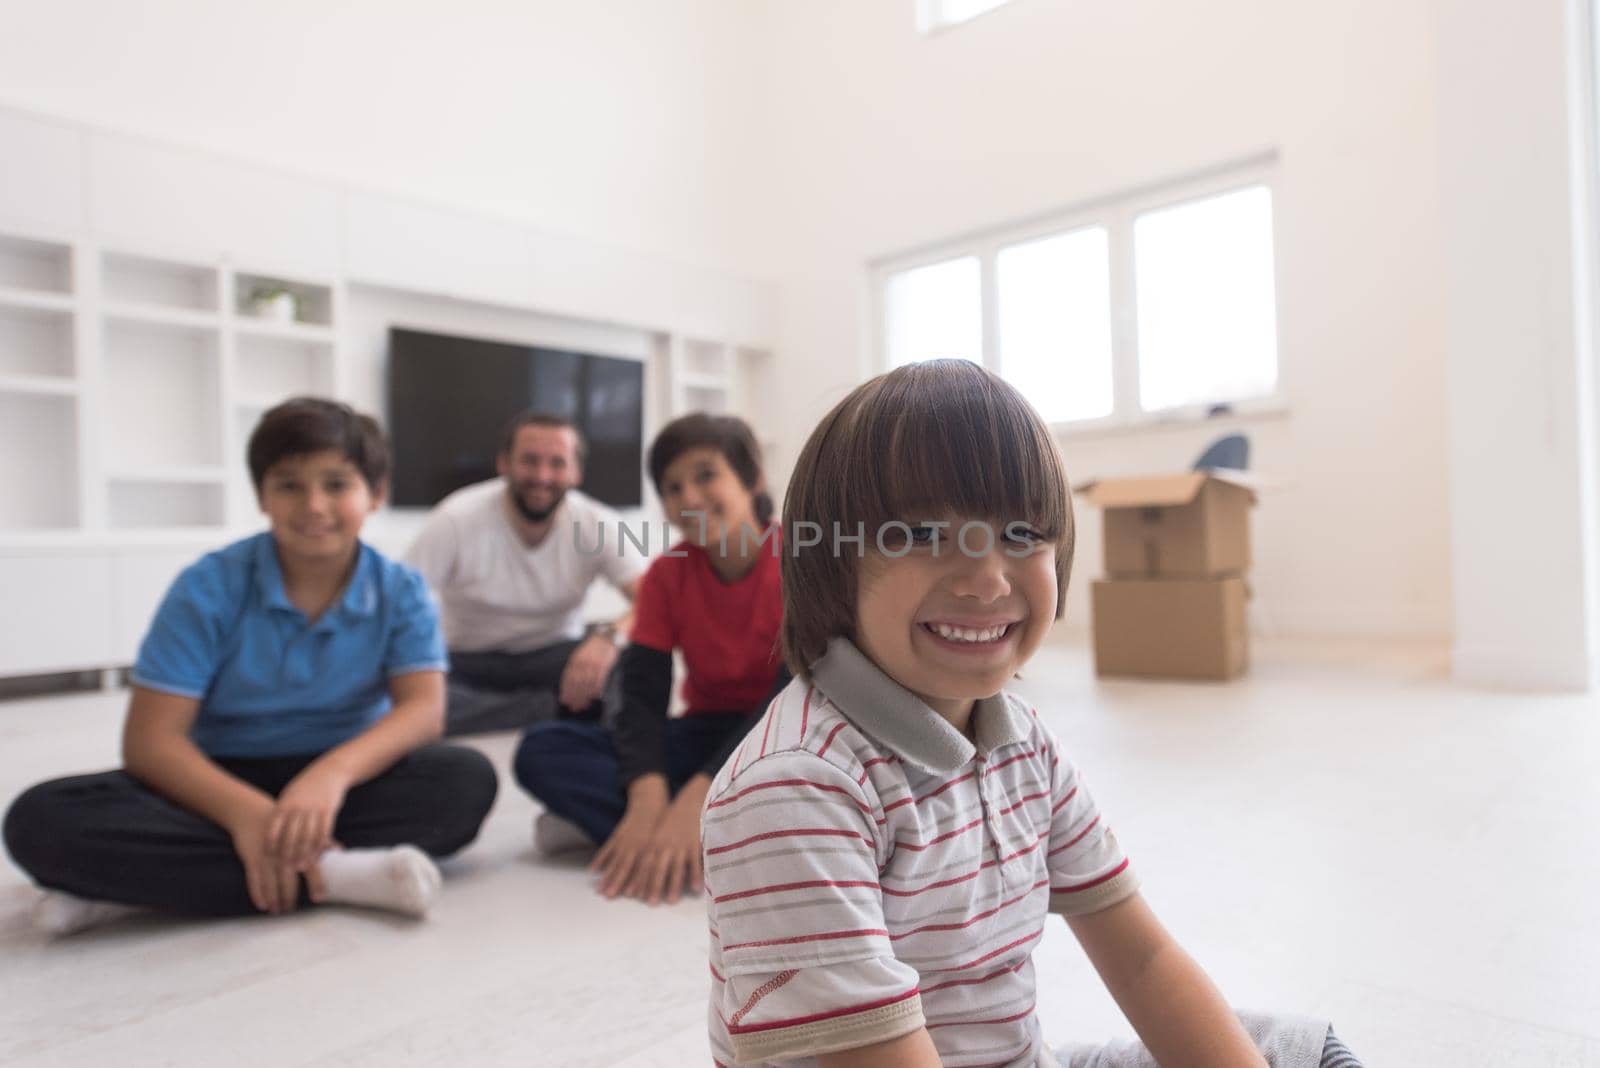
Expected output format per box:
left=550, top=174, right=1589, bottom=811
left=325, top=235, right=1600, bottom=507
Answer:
left=407, top=412, right=646, bottom=735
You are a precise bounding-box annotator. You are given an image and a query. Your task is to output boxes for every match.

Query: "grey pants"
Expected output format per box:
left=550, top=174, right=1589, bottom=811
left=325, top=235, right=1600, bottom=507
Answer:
left=445, top=642, right=620, bottom=736
left=1053, top=1011, right=1330, bottom=1067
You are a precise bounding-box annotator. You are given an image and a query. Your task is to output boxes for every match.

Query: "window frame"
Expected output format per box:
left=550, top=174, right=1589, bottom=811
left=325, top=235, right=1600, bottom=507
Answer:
left=869, top=156, right=1289, bottom=437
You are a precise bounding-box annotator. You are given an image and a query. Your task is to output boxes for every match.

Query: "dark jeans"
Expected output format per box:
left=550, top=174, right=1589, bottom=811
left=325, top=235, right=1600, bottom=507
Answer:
left=2, top=744, right=498, bottom=916
left=446, top=641, right=610, bottom=736
left=513, top=716, right=744, bottom=845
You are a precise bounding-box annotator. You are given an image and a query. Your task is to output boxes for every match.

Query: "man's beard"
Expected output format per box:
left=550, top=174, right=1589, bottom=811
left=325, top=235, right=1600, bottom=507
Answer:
left=509, top=483, right=565, bottom=523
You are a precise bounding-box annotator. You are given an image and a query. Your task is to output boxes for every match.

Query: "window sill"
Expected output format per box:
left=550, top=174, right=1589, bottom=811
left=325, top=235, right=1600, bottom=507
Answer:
left=1050, top=394, right=1290, bottom=441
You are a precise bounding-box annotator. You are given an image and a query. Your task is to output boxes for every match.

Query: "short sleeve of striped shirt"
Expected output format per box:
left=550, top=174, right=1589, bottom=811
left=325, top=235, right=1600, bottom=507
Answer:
left=704, top=749, right=926, bottom=1065
left=1042, top=730, right=1140, bottom=916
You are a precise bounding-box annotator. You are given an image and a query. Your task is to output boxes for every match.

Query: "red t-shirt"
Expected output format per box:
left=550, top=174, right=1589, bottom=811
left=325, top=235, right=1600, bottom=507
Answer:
left=628, top=528, right=784, bottom=714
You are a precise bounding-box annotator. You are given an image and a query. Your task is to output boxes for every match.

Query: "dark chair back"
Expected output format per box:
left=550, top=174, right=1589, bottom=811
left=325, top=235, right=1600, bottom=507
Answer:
left=1193, top=433, right=1249, bottom=471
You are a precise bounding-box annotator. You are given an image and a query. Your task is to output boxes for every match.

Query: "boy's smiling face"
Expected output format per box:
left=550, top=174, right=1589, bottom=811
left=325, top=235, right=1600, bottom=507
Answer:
left=257, top=449, right=380, bottom=567
left=854, top=518, right=1058, bottom=726
left=658, top=445, right=762, bottom=551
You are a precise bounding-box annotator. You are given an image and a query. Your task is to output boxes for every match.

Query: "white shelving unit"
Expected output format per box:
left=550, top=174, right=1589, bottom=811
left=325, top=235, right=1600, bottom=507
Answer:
left=99, top=250, right=226, bottom=530
left=0, top=232, right=73, bottom=293
left=666, top=335, right=779, bottom=471
left=0, top=304, right=75, bottom=381
left=225, top=269, right=340, bottom=527
left=0, top=390, right=79, bottom=530
left=0, top=227, right=344, bottom=537
left=668, top=336, right=734, bottom=415
left=734, top=344, right=780, bottom=473
left=0, top=232, right=83, bottom=531
left=0, top=106, right=775, bottom=683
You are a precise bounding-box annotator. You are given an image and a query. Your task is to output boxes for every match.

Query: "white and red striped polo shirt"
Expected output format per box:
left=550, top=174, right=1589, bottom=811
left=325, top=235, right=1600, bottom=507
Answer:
left=704, top=638, right=1139, bottom=1067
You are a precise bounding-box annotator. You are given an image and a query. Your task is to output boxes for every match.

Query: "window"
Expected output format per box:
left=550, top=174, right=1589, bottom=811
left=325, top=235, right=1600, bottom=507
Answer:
left=873, top=162, right=1282, bottom=428
left=884, top=256, right=982, bottom=368
left=1134, top=187, right=1278, bottom=411
left=917, top=0, right=1014, bottom=34
left=996, top=228, right=1114, bottom=424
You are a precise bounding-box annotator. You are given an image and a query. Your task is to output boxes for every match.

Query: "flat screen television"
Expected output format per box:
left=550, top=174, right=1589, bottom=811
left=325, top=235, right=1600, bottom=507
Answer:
left=387, top=327, right=645, bottom=509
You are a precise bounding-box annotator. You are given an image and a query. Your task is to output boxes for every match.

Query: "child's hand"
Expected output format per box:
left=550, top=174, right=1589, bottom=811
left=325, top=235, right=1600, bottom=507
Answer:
left=230, top=800, right=302, bottom=914
left=592, top=801, right=663, bottom=899
left=640, top=796, right=703, bottom=905
left=269, top=762, right=350, bottom=871
left=559, top=634, right=618, bottom=711
left=593, top=776, right=669, bottom=899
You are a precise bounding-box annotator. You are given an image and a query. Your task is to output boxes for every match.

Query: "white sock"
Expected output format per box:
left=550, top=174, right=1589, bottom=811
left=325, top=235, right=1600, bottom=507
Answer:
left=315, top=845, right=442, bottom=917
left=31, top=891, right=141, bottom=936
left=533, top=812, right=595, bottom=857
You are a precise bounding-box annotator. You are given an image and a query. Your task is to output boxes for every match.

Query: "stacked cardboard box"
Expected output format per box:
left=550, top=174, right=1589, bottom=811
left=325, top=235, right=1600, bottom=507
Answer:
left=1076, top=471, right=1258, bottom=681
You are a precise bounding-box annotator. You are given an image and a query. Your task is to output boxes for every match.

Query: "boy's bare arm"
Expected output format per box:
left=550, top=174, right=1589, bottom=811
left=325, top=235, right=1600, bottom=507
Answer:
left=816, top=1028, right=942, bottom=1068
left=1065, top=893, right=1267, bottom=1068
left=121, top=685, right=275, bottom=833
left=122, top=686, right=301, bottom=912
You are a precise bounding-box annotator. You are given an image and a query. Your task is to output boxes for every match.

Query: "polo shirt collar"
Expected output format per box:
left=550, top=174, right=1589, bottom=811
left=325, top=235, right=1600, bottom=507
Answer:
left=809, top=637, right=1032, bottom=774
left=336, top=545, right=379, bottom=619
left=253, top=533, right=379, bottom=622
left=254, top=533, right=296, bottom=614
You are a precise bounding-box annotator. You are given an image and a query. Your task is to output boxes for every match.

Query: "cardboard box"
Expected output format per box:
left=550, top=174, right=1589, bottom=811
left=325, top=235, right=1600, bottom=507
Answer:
left=1091, top=577, right=1249, bottom=680
left=1077, top=471, right=1256, bottom=579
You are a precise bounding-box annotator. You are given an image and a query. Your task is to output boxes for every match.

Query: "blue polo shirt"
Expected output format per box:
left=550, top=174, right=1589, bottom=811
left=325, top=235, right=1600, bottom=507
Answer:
left=131, top=532, right=449, bottom=758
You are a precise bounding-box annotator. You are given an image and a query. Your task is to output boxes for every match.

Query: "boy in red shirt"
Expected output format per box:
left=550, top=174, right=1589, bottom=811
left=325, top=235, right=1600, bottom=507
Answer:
left=514, top=414, right=787, bottom=905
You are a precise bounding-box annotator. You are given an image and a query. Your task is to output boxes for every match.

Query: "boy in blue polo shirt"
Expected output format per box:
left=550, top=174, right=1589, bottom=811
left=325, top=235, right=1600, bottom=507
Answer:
left=4, top=398, right=498, bottom=934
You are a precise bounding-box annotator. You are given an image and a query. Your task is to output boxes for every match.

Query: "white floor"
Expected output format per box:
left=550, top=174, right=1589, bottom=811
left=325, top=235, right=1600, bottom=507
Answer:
left=3, top=635, right=1599, bottom=1067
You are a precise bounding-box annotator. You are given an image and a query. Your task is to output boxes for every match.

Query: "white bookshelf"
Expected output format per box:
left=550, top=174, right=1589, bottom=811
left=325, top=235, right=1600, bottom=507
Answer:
left=0, top=391, right=79, bottom=530
left=669, top=337, right=736, bottom=415
left=0, top=106, right=775, bottom=682
left=0, top=287, right=74, bottom=313
left=0, top=232, right=72, bottom=294
left=232, top=331, right=335, bottom=402
left=103, top=251, right=219, bottom=313
left=225, top=268, right=339, bottom=526
left=0, top=373, right=76, bottom=396
left=108, top=479, right=227, bottom=530
left=666, top=334, right=779, bottom=469
left=0, top=302, right=75, bottom=381
left=734, top=344, right=780, bottom=472
left=0, top=232, right=82, bottom=532
left=0, top=227, right=344, bottom=536
left=97, top=250, right=225, bottom=531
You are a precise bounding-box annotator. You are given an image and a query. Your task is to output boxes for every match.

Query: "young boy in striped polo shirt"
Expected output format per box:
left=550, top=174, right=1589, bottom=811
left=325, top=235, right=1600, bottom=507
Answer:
left=702, top=360, right=1360, bottom=1067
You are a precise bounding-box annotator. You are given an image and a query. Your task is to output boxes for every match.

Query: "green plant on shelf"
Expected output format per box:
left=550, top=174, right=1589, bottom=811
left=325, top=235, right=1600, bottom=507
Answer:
left=243, top=283, right=301, bottom=323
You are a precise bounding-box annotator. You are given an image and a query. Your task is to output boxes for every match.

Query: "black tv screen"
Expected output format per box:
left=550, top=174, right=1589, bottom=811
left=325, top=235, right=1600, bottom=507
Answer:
left=387, top=327, right=645, bottom=509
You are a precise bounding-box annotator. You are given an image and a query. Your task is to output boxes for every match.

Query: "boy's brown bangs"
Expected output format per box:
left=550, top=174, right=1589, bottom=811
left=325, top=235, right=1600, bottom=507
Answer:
left=781, top=359, right=1075, bottom=675
left=838, top=362, right=1069, bottom=542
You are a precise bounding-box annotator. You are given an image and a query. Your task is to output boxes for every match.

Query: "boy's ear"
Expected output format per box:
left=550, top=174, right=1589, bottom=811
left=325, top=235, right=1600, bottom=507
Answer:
left=369, top=480, right=389, bottom=512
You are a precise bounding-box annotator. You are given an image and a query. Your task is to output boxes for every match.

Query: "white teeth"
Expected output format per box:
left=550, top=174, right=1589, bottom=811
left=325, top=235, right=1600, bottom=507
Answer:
left=929, top=623, right=1008, bottom=643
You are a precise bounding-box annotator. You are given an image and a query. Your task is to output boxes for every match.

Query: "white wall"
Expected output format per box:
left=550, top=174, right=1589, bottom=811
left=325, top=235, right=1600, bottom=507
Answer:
left=755, top=0, right=1454, bottom=638
left=0, top=0, right=771, bottom=280
left=1436, top=0, right=1600, bottom=689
